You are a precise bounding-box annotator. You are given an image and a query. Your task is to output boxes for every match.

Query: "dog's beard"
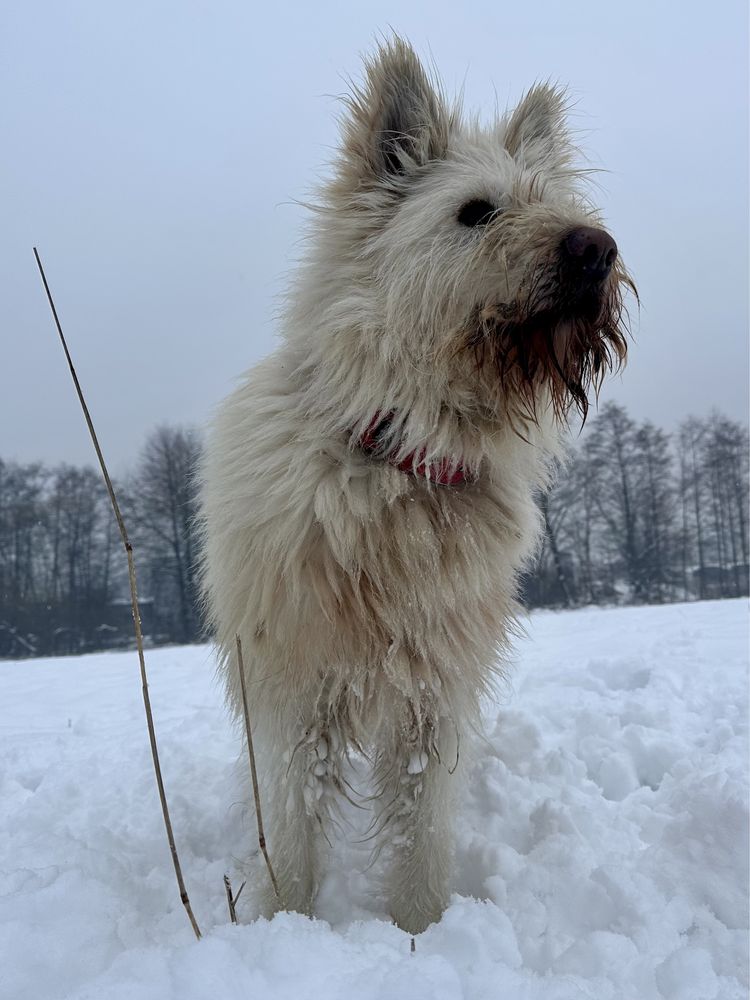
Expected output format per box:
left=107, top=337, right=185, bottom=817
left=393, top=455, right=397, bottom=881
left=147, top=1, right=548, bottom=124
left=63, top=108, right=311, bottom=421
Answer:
left=459, top=260, right=634, bottom=426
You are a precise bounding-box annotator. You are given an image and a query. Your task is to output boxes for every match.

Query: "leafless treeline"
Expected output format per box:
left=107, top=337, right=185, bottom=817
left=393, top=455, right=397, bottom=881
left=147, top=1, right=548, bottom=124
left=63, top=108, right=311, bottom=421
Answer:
left=527, top=403, right=749, bottom=608
left=1, top=405, right=747, bottom=657
left=0, top=426, right=203, bottom=657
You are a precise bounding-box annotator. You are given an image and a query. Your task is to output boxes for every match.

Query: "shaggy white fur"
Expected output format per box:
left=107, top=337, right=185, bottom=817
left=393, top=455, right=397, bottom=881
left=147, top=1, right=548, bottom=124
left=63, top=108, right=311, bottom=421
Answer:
left=199, top=37, right=630, bottom=934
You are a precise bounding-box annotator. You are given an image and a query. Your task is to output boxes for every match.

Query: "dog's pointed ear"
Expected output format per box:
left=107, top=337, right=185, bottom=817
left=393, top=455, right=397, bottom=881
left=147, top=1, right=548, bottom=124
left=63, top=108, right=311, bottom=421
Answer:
left=342, top=38, right=450, bottom=185
left=505, top=83, right=572, bottom=169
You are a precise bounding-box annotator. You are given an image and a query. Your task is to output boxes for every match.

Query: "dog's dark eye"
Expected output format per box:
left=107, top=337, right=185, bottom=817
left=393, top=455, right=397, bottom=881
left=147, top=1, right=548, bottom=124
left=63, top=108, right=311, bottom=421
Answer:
left=457, top=199, right=498, bottom=227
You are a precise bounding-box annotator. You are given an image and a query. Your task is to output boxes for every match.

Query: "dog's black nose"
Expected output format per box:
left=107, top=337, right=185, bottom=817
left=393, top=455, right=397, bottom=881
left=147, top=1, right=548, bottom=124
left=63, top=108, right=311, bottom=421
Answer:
left=562, top=226, right=618, bottom=282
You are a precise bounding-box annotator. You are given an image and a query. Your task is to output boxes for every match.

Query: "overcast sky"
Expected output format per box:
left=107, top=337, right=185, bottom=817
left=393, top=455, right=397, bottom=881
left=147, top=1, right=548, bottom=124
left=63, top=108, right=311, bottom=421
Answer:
left=2, top=0, right=748, bottom=471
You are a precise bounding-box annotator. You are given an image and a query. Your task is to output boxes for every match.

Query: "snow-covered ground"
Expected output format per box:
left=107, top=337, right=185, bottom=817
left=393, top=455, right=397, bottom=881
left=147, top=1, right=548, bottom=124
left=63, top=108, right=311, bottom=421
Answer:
left=1, top=600, right=747, bottom=1000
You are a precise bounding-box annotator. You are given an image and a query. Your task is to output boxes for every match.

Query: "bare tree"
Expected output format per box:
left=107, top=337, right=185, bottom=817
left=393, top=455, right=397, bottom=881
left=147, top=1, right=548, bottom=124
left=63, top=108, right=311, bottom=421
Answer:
left=0, top=460, right=121, bottom=655
left=568, top=446, right=601, bottom=604
left=679, top=417, right=709, bottom=598
left=131, top=425, right=204, bottom=643
left=537, top=462, right=576, bottom=607
left=584, top=403, right=643, bottom=600
left=0, top=461, right=46, bottom=607
left=700, top=413, right=749, bottom=597
left=633, top=423, right=675, bottom=602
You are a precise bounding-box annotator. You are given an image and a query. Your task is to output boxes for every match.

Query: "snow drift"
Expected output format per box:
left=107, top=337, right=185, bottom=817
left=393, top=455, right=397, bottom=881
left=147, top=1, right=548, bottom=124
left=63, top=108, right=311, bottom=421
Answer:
left=1, top=599, right=747, bottom=999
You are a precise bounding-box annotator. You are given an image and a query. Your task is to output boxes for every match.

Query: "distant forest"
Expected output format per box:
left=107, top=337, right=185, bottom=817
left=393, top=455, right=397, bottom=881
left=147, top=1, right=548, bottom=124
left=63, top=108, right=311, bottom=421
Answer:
left=1, top=404, right=747, bottom=659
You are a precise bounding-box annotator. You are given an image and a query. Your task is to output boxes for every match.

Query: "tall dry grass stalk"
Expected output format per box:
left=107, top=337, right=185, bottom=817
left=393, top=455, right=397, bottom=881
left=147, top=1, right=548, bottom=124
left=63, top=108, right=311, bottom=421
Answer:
left=223, top=873, right=245, bottom=924
left=33, top=248, right=202, bottom=941
left=235, top=634, right=282, bottom=906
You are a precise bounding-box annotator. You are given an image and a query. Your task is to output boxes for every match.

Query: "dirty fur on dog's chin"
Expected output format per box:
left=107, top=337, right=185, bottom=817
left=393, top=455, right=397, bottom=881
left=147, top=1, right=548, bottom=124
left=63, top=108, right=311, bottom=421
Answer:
left=199, top=35, right=631, bottom=934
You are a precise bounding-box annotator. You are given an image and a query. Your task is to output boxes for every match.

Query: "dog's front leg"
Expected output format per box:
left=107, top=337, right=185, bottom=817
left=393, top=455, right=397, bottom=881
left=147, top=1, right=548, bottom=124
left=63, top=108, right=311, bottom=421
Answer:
left=252, top=714, right=340, bottom=918
left=375, top=717, right=457, bottom=934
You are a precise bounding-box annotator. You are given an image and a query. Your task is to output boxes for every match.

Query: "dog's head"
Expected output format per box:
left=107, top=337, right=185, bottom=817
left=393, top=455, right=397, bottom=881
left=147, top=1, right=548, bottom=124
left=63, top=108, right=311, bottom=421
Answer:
left=304, top=38, right=633, bottom=430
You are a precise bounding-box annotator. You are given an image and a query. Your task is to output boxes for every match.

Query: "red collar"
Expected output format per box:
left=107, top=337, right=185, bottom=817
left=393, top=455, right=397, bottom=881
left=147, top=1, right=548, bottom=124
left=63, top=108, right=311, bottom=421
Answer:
left=357, top=412, right=473, bottom=487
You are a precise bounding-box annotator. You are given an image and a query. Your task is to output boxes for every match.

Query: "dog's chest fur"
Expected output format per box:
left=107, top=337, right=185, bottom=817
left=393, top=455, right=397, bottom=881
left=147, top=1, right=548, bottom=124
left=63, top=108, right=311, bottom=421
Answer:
left=203, top=352, right=553, bottom=741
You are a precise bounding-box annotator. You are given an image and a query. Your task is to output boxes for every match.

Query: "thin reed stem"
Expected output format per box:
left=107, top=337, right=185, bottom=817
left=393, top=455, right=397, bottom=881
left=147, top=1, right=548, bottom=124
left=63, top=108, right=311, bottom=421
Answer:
left=33, top=247, right=202, bottom=941
left=235, top=634, right=282, bottom=906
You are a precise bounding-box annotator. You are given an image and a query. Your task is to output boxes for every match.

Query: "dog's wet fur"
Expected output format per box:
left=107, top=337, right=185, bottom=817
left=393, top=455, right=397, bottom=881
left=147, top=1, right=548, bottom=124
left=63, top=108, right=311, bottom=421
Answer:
left=199, top=37, right=633, bottom=934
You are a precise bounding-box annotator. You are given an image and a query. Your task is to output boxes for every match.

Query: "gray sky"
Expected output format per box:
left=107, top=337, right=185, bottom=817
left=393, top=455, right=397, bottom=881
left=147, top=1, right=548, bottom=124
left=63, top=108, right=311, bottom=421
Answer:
left=3, top=0, right=748, bottom=471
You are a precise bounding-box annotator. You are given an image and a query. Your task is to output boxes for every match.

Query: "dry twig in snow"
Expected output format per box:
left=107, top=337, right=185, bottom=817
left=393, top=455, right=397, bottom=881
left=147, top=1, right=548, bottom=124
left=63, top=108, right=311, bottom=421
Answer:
left=223, top=874, right=245, bottom=924
left=33, top=247, right=202, bottom=941
left=235, top=634, right=282, bottom=906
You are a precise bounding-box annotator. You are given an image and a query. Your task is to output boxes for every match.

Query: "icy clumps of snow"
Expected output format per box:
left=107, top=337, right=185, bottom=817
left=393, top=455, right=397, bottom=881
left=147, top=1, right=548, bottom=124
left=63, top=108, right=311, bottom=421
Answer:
left=408, top=750, right=429, bottom=774
left=0, top=600, right=747, bottom=999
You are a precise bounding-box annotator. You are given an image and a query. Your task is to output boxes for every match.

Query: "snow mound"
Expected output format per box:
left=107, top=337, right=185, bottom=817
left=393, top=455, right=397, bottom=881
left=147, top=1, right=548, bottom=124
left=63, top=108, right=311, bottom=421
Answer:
left=1, top=600, right=747, bottom=999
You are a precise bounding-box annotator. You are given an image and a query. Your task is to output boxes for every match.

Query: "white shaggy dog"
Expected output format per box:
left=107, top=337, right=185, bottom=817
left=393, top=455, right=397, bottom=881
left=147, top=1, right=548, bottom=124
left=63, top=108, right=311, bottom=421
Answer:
left=200, top=38, right=632, bottom=934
